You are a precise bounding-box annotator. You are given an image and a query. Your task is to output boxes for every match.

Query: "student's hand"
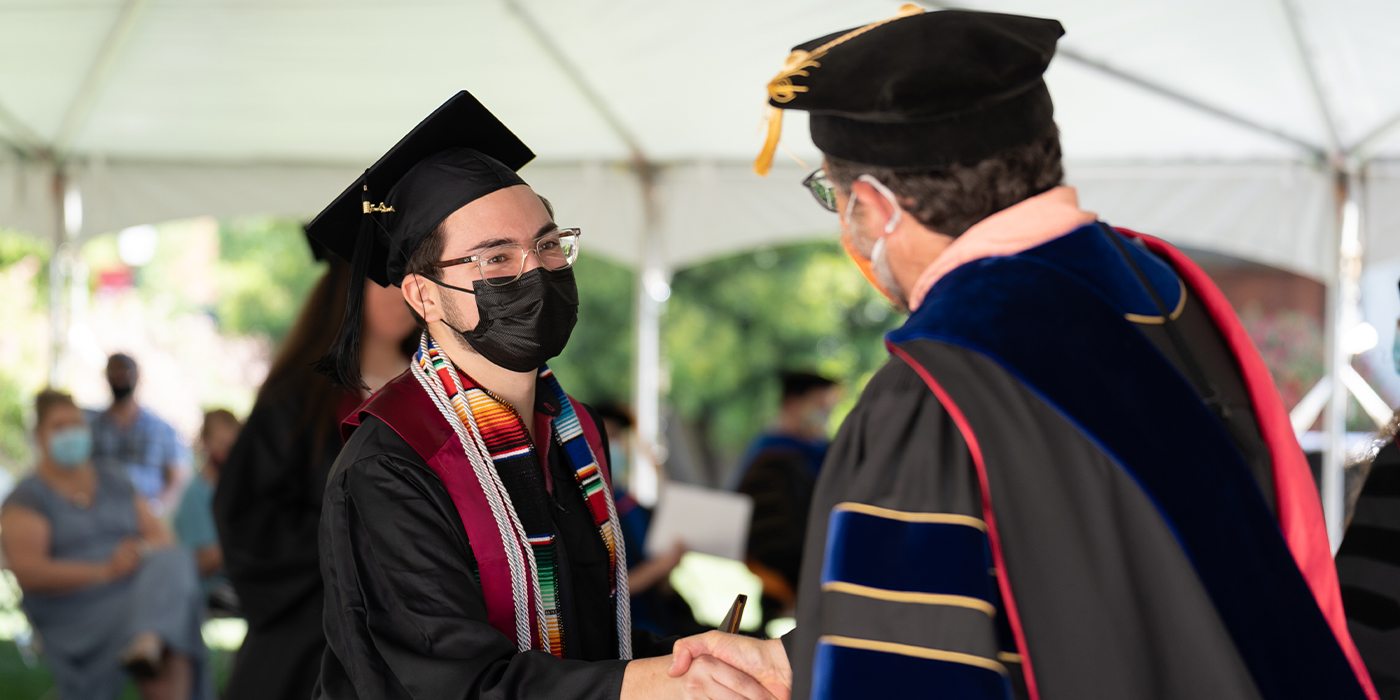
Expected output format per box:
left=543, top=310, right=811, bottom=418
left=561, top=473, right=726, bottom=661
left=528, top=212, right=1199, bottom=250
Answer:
left=623, top=654, right=777, bottom=700
left=670, top=632, right=791, bottom=700
left=104, top=538, right=143, bottom=581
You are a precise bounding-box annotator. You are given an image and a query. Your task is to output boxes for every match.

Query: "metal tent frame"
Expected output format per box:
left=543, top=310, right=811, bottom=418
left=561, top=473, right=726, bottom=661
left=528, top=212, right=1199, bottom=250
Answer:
left=3, top=0, right=1398, bottom=536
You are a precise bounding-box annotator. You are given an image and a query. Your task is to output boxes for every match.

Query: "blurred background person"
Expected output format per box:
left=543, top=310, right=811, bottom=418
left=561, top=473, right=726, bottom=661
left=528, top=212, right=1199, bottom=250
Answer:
left=596, top=403, right=703, bottom=638
left=91, top=353, right=189, bottom=515
left=733, top=371, right=838, bottom=625
left=1, top=389, right=209, bottom=700
left=1339, top=297, right=1400, bottom=699
left=214, top=249, right=416, bottom=700
left=1338, top=408, right=1400, bottom=699
left=174, top=409, right=242, bottom=614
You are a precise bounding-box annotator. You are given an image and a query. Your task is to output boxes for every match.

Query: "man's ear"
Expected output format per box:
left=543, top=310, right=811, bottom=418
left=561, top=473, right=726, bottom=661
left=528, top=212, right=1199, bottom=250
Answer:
left=850, top=180, right=899, bottom=237
left=401, top=274, right=441, bottom=324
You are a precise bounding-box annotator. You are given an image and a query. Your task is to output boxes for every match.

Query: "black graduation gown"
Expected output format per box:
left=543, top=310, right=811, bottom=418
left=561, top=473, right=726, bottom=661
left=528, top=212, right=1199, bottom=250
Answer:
left=214, top=372, right=348, bottom=700
left=739, top=445, right=819, bottom=621
left=315, top=397, right=671, bottom=700
left=787, top=225, right=1370, bottom=700
left=1338, top=438, right=1400, bottom=698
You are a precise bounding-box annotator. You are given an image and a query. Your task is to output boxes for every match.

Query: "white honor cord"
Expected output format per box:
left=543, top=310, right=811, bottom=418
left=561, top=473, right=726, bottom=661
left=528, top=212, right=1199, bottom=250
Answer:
left=410, top=336, right=546, bottom=653
left=602, top=483, right=632, bottom=659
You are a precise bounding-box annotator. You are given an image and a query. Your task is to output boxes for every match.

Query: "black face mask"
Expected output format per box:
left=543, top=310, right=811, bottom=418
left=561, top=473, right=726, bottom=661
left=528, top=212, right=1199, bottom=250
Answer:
left=109, top=383, right=134, bottom=401
left=433, top=267, right=579, bottom=373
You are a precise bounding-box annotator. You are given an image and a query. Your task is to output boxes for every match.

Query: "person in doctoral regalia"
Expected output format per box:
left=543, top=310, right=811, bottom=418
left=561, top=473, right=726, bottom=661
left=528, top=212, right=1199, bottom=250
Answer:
left=214, top=241, right=417, bottom=700
left=674, top=7, right=1381, bottom=700
left=305, top=91, right=779, bottom=700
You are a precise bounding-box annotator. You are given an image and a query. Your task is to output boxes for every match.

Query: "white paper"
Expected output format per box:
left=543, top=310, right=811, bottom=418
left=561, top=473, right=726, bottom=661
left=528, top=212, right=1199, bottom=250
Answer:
left=644, top=483, right=754, bottom=562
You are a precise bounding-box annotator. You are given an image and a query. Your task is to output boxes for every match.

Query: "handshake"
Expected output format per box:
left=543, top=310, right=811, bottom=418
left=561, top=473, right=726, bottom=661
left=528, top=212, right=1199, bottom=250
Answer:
left=622, top=631, right=793, bottom=700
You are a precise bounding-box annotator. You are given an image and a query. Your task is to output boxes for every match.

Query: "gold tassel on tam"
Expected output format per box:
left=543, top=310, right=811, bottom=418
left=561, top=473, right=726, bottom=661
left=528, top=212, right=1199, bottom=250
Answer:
left=753, top=3, right=925, bottom=176
left=754, top=106, right=785, bottom=176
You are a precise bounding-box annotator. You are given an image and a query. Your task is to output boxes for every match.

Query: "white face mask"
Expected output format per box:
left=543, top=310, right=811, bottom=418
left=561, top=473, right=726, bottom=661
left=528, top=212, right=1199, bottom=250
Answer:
left=842, top=175, right=909, bottom=310
left=870, top=237, right=909, bottom=312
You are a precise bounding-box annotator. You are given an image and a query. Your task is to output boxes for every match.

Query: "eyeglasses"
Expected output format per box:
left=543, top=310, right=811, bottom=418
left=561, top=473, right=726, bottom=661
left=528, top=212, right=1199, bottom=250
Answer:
left=431, top=228, right=581, bottom=286
left=803, top=168, right=838, bottom=212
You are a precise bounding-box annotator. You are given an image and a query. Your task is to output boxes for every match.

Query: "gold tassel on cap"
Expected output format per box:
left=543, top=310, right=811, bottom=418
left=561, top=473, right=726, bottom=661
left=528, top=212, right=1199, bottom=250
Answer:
left=753, top=3, right=926, bottom=176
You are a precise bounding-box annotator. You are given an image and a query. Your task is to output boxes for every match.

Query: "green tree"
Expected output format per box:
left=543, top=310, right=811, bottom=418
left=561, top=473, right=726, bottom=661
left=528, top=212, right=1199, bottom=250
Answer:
left=0, top=228, right=49, bottom=307
left=215, top=218, right=325, bottom=344
left=549, top=254, right=636, bottom=407
left=0, top=376, right=32, bottom=477
left=0, top=229, right=50, bottom=477
left=664, top=241, right=900, bottom=483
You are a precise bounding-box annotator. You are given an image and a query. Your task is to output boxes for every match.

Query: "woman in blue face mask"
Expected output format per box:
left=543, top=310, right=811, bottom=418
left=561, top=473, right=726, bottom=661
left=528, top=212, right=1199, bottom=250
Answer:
left=0, top=389, right=211, bottom=700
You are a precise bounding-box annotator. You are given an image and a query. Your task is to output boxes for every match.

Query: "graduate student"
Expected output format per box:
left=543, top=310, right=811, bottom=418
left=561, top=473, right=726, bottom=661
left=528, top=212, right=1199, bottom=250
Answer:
left=307, top=91, right=777, bottom=700
left=674, top=7, right=1380, bottom=699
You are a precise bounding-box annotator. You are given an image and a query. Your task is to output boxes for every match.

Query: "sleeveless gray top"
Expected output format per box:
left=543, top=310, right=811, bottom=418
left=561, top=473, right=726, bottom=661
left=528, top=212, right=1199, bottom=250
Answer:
left=3, top=466, right=139, bottom=570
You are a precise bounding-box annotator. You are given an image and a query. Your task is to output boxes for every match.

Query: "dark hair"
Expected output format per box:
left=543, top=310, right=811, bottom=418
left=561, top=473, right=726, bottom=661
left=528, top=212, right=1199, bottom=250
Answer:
left=780, top=371, right=837, bottom=400
left=260, top=258, right=358, bottom=466
left=108, top=352, right=137, bottom=367
left=34, top=389, right=77, bottom=429
left=403, top=224, right=448, bottom=329
left=825, top=127, right=1064, bottom=237
left=401, top=194, right=556, bottom=329
left=269, top=258, right=418, bottom=462
left=200, top=408, right=241, bottom=443
left=592, top=402, right=634, bottom=430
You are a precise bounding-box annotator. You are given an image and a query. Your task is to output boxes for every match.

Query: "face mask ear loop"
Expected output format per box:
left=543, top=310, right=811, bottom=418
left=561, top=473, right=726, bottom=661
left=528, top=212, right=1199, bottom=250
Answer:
left=857, top=174, right=904, bottom=235
left=426, top=274, right=477, bottom=295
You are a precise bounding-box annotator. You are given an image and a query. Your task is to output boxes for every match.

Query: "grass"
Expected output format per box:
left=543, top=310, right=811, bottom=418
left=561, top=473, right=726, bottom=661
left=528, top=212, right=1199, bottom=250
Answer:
left=0, top=639, right=235, bottom=700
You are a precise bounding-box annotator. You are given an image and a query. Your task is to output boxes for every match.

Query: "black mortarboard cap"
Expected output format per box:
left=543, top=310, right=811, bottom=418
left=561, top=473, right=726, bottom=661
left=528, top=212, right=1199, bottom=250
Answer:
left=304, top=226, right=330, bottom=262
left=305, top=90, right=535, bottom=389
left=754, top=6, right=1064, bottom=174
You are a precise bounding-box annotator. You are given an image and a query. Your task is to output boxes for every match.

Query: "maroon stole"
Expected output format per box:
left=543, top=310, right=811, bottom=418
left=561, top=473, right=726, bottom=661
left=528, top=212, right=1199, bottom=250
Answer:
left=341, top=370, right=613, bottom=645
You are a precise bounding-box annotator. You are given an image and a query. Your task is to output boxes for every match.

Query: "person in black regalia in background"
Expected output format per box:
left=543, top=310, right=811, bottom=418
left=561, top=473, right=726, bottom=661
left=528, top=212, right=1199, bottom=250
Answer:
left=1339, top=408, right=1400, bottom=697
left=213, top=241, right=417, bottom=700
left=734, top=371, right=839, bottom=628
left=594, top=403, right=704, bottom=640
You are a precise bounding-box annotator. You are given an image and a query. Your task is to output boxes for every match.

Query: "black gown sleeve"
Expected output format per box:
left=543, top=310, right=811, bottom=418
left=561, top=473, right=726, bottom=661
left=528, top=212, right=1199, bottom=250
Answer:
left=318, top=419, right=630, bottom=700
left=214, top=395, right=325, bottom=628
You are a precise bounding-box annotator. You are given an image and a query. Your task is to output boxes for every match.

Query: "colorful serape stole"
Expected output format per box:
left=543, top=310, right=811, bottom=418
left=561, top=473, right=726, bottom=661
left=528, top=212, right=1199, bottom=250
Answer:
left=461, top=382, right=567, bottom=657
left=540, top=368, right=620, bottom=592
left=539, top=367, right=631, bottom=652
left=412, top=337, right=629, bottom=659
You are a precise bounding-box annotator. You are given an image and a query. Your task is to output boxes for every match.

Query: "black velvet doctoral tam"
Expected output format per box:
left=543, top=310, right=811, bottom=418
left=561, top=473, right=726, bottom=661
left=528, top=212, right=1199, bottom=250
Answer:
left=767, top=9, right=1064, bottom=170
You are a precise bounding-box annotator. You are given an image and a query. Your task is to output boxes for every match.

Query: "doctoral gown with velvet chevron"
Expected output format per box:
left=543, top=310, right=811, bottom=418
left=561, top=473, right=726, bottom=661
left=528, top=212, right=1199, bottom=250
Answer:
left=787, top=224, right=1377, bottom=700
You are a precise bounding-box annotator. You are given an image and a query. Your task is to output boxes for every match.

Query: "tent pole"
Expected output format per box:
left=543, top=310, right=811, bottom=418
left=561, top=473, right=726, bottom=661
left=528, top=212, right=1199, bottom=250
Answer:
left=1278, top=0, right=1343, bottom=153
left=47, top=167, right=69, bottom=387
left=52, top=0, right=150, bottom=153
left=633, top=162, right=667, bottom=505
left=1350, top=107, right=1400, bottom=161
left=1323, top=167, right=1362, bottom=550
left=501, top=0, right=669, bottom=498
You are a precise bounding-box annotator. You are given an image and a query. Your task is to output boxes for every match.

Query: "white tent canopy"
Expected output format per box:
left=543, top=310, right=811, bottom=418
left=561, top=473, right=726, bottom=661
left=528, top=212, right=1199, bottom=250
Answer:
left=4, top=0, right=1400, bottom=270
left=4, top=0, right=1399, bottom=539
